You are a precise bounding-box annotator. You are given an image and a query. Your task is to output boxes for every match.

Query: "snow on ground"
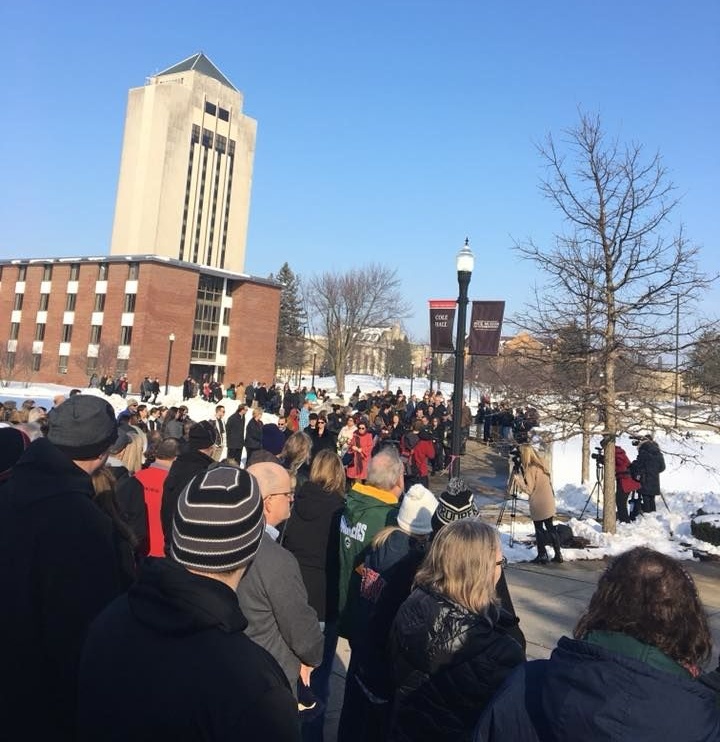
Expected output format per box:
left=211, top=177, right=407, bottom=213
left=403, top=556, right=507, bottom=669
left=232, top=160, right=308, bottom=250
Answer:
left=3, top=374, right=720, bottom=563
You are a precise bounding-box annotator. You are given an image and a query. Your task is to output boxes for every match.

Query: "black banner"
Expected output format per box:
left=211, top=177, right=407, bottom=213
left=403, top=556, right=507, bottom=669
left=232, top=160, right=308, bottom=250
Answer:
left=429, top=300, right=456, bottom=353
left=468, top=301, right=505, bottom=356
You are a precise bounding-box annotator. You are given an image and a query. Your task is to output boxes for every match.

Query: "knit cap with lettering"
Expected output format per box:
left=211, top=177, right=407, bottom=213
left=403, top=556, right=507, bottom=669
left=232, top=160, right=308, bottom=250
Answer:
left=431, top=476, right=479, bottom=533
left=171, top=465, right=264, bottom=572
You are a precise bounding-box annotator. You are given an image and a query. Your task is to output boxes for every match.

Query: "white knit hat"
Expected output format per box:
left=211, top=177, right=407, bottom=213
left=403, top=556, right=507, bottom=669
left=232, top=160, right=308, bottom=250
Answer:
left=397, top=484, right=438, bottom=535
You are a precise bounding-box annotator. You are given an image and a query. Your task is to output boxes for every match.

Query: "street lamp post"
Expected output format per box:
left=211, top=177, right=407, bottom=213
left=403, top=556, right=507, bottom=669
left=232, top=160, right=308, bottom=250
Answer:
left=410, top=363, right=414, bottom=398
left=311, top=352, right=317, bottom=389
left=164, top=332, right=175, bottom=396
left=450, top=238, right=474, bottom=478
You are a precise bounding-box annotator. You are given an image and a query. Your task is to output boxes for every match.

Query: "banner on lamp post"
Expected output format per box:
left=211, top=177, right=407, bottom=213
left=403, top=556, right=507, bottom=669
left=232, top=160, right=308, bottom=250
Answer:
left=468, top=301, right=505, bottom=356
left=429, top=300, right=456, bottom=353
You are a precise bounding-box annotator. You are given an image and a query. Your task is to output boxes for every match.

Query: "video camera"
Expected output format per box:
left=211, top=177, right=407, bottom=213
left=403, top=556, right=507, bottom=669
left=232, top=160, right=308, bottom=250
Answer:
left=591, top=446, right=605, bottom=465
left=630, top=437, right=641, bottom=447
left=509, top=446, right=522, bottom=473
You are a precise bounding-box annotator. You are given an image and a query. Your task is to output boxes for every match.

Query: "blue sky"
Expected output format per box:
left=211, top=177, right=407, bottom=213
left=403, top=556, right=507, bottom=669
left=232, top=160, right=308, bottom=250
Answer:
left=2, top=0, right=718, bottom=341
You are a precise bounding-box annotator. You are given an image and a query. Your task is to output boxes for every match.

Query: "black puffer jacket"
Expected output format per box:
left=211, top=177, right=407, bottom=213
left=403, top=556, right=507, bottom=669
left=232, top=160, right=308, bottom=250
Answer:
left=629, top=440, right=666, bottom=497
left=389, top=587, right=525, bottom=742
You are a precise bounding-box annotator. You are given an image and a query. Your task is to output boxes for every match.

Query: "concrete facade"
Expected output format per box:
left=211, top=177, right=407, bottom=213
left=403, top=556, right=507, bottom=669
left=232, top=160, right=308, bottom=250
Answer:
left=110, top=53, right=257, bottom=275
left=0, top=257, right=280, bottom=389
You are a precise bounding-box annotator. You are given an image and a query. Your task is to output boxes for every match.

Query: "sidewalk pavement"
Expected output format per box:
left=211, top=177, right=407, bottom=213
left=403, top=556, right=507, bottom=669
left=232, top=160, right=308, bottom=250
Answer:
left=322, top=439, right=720, bottom=741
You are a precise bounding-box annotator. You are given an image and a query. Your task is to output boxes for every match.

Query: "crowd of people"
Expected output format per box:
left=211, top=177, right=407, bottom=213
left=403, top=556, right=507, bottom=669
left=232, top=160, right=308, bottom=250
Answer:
left=0, top=387, right=718, bottom=741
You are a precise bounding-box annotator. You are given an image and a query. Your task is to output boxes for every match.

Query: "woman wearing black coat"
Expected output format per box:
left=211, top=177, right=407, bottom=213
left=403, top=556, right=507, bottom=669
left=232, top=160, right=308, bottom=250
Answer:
left=282, top=449, right=346, bottom=741
left=629, top=434, right=666, bottom=513
left=389, top=519, right=525, bottom=742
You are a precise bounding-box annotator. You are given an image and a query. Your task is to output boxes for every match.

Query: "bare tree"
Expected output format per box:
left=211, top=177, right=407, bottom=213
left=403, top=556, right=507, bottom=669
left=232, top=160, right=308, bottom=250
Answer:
left=517, top=111, right=713, bottom=532
left=304, top=264, right=411, bottom=393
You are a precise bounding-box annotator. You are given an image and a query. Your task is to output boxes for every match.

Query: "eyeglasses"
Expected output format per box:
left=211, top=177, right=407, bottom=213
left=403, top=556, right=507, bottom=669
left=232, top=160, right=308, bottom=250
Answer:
left=265, top=491, right=294, bottom=501
left=358, top=426, right=366, bottom=431
left=496, top=556, right=508, bottom=569
left=317, top=420, right=326, bottom=425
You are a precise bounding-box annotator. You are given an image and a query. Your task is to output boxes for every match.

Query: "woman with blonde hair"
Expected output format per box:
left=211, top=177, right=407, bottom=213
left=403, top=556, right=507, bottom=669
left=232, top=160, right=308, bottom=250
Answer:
left=278, top=430, right=312, bottom=492
left=513, top=444, right=562, bottom=564
left=389, top=519, right=525, bottom=742
left=282, top=448, right=346, bottom=740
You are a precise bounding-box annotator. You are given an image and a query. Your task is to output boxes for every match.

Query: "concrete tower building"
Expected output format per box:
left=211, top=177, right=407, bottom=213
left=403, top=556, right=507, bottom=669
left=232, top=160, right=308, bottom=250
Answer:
left=110, top=53, right=257, bottom=273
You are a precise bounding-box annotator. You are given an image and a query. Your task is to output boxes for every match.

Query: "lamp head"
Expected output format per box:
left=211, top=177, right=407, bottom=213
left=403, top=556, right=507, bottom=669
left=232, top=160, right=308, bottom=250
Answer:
left=456, top=237, right=474, bottom=274
left=169, top=333, right=176, bottom=342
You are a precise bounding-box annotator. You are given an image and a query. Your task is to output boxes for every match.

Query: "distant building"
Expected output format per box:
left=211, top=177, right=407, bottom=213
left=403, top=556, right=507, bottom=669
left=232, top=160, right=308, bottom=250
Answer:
left=111, top=53, right=257, bottom=274
left=0, top=256, right=279, bottom=389
left=1, top=54, right=279, bottom=390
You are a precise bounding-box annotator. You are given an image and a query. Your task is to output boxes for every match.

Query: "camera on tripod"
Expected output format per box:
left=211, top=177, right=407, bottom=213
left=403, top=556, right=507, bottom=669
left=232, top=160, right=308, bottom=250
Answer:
left=590, top=446, right=604, bottom=465
left=509, top=446, right=523, bottom=474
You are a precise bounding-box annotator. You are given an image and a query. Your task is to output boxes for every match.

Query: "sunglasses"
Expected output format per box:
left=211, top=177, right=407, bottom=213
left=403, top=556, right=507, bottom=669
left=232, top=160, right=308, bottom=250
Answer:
left=496, top=556, right=508, bottom=569
left=318, top=420, right=326, bottom=425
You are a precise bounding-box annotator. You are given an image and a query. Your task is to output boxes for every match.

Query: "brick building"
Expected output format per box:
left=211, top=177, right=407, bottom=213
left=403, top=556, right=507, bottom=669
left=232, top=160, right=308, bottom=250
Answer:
left=0, top=256, right=280, bottom=390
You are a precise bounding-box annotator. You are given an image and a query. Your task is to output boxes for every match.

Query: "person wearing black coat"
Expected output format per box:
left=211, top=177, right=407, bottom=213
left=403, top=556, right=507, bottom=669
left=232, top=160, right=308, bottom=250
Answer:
left=78, top=466, right=301, bottom=741
left=388, top=520, right=525, bottom=742
left=629, top=434, right=666, bottom=513
left=245, top=408, right=265, bottom=461
left=309, top=418, right=338, bottom=463
left=475, top=547, right=720, bottom=742
left=0, top=396, right=123, bottom=742
left=226, top=403, right=248, bottom=462
left=160, top=421, right=217, bottom=550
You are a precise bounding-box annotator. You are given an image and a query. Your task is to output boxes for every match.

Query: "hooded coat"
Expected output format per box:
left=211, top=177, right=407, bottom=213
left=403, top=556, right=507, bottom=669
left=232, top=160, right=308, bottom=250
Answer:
left=0, top=438, right=123, bottom=741
left=281, top=479, right=345, bottom=621
left=475, top=633, right=720, bottom=742
left=78, top=558, right=300, bottom=741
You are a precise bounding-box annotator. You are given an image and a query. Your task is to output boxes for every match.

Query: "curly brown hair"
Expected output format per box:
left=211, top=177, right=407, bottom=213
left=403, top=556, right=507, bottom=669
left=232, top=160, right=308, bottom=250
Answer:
left=574, top=547, right=712, bottom=667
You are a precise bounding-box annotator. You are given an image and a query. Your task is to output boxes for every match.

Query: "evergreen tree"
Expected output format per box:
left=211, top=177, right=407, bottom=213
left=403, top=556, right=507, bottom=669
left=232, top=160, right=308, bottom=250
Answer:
left=271, top=263, right=306, bottom=377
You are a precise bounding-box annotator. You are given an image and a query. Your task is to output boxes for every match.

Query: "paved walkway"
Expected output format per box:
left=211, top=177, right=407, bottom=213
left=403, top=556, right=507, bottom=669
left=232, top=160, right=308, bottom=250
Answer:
left=322, top=439, right=720, bottom=741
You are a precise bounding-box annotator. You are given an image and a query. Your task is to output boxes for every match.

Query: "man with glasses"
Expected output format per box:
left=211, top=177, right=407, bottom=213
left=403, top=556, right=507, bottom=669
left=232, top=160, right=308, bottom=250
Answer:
left=236, top=462, right=324, bottom=699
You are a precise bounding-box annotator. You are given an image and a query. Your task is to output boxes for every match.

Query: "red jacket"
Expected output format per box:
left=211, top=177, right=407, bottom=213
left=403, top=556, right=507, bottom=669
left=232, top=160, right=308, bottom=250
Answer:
left=133, top=465, right=171, bottom=557
left=615, top=447, right=641, bottom=494
left=411, top=438, right=436, bottom=478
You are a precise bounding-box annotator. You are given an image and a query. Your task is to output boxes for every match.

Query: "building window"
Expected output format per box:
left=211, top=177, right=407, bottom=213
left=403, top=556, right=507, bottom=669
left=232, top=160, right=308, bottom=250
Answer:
left=220, top=336, right=228, bottom=355
left=123, top=293, right=136, bottom=313
left=62, top=324, right=73, bottom=342
left=120, top=326, right=133, bottom=345
left=202, top=128, right=213, bottom=147
left=10, top=322, right=20, bottom=340
left=218, top=107, right=229, bottom=122
left=191, top=124, right=200, bottom=144
left=43, top=265, right=53, bottom=281
left=215, top=133, right=226, bottom=154
left=86, top=357, right=98, bottom=375
left=127, top=262, right=139, bottom=280
left=18, top=265, right=27, bottom=281
left=90, top=325, right=102, bottom=344
left=13, top=293, right=23, bottom=311
left=116, top=358, right=129, bottom=374
left=35, top=324, right=45, bottom=341
left=39, top=293, right=49, bottom=310
left=94, top=294, right=106, bottom=312
left=65, top=294, right=77, bottom=311
left=222, top=307, right=231, bottom=325
left=6, top=352, right=15, bottom=371
left=58, top=356, right=69, bottom=374
left=204, top=101, right=217, bottom=116
left=32, top=354, right=41, bottom=372
left=97, top=263, right=108, bottom=280
left=69, top=263, right=80, bottom=280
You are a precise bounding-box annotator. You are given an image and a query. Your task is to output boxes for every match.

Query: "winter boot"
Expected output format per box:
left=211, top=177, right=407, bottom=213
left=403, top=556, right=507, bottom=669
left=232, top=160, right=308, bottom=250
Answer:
left=532, top=542, right=549, bottom=565
left=551, top=533, right=564, bottom=563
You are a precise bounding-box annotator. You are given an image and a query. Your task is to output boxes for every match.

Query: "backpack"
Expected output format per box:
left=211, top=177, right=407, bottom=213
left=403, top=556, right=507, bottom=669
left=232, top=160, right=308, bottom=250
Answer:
left=400, top=432, right=420, bottom=477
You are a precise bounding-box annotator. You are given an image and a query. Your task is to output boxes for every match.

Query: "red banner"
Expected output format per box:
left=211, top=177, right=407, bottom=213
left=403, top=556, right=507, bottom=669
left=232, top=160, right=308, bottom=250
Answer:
left=429, top=300, right=456, bottom=353
left=468, top=301, right=505, bottom=356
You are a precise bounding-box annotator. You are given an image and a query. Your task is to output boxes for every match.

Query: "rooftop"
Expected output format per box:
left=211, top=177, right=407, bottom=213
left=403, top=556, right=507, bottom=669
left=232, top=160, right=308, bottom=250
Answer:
left=153, top=52, right=237, bottom=91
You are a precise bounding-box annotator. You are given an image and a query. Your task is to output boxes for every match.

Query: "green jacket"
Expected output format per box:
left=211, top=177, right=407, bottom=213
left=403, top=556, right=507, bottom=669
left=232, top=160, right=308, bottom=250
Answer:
left=337, top=483, right=399, bottom=640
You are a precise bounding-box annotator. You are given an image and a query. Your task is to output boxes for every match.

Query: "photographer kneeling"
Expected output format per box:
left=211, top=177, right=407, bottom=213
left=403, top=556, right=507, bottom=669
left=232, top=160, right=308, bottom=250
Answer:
left=512, top=445, right=562, bottom=564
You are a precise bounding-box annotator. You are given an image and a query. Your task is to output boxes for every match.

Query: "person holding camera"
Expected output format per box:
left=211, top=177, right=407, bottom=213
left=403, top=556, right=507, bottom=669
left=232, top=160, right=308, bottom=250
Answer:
left=512, top=445, right=562, bottom=564
left=614, top=443, right=642, bottom=523
left=629, top=434, right=666, bottom=514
